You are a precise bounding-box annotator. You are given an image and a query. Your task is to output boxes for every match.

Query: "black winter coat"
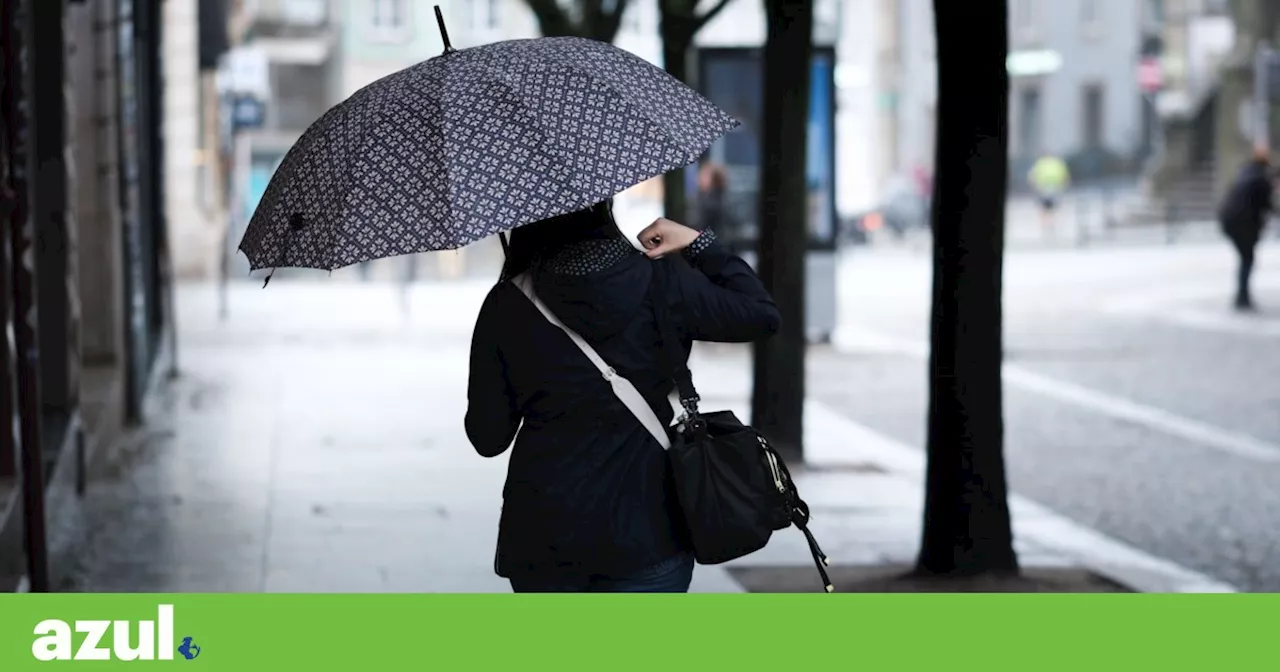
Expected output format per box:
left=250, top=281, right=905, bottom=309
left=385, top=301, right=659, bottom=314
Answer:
left=1219, top=160, right=1273, bottom=243
left=465, top=235, right=780, bottom=580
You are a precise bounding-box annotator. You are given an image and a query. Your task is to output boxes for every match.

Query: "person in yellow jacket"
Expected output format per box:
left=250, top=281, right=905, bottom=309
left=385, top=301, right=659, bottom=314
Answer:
left=1028, top=155, right=1071, bottom=235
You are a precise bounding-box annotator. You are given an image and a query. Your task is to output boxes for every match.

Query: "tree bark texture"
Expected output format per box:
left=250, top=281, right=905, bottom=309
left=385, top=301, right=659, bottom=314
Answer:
left=750, top=0, right=811, bottom=462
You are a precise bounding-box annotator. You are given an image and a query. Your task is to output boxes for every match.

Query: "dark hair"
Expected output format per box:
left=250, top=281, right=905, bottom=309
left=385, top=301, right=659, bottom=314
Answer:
left=499, top=199, right=618, bottom=282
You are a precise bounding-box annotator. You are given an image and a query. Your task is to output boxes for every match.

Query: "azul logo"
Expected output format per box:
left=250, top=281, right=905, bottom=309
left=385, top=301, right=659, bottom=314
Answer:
left=31, top=604, right=201, bottom=662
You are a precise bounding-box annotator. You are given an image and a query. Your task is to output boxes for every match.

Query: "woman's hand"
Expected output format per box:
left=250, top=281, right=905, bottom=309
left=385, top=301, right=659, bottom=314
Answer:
left=637, top=218, right=701, bottom=259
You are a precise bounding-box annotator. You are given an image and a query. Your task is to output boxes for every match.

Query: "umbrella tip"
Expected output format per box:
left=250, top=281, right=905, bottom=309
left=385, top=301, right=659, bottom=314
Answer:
left=434, top=6, right=455, bottom=54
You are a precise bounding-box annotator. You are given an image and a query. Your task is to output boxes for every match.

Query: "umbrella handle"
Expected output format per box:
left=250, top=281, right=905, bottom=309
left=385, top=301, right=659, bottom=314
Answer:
left=499, top=232, right=509, bottom=256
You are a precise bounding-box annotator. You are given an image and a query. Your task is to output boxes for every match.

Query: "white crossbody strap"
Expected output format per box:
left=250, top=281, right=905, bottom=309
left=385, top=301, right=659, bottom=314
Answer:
left=513, top=274, right=672, bottom=450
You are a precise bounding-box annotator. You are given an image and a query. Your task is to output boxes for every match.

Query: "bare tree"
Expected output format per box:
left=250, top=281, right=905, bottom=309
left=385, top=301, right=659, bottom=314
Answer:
left=658, top=0, right=735, bottom=221
left=522, top=0, right=632, bottom=42
left=751, top=0, right=811, bottom=462
left=915, top=0, right=1019, bottom=577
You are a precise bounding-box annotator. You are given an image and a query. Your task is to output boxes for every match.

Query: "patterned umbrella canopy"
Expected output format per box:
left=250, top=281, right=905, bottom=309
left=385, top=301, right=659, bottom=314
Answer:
left=238, top=28, right=738, bottom=274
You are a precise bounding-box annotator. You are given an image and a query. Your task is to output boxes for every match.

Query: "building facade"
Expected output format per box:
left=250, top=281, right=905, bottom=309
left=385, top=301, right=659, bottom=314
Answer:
left=3, top=0, right=184, bottom=593
left=1007, top=0, right=1148, bottom=183
left=164, top=0, right=226, bottom=280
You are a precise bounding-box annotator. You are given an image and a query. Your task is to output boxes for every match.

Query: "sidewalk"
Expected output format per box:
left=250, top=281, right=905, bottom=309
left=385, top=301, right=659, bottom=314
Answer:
left=64, top=280, right=1234, bottom=593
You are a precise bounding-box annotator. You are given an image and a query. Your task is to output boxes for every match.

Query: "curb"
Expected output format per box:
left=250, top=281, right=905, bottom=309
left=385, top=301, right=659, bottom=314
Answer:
left=801, top=402, right=1237, bottom=593
left=686, top=350, right=1238, bottom=593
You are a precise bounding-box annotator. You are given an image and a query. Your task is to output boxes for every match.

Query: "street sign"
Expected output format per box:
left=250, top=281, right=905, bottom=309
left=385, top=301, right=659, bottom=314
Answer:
left=1137, top=57, right=1163, bottom=94
left=231, top=95, right=266, bottom=131
left=217, top=45, right=270, bottom=98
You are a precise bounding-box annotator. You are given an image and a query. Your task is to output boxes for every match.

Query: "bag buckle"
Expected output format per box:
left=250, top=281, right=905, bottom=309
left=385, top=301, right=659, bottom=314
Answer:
left=603, top=366, right=617, bottom=381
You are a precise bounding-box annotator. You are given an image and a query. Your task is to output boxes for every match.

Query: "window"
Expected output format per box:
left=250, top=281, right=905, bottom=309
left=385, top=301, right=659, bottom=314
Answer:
left=1081, top=0, right=1098, bottom=25
left=1080, top=0, right=1103, bottom=38
left=1013, top=0, right=1041, bottom=42
left=1146, top=0, right=1164, bottom=23
left=1082, top=84, right=1105, bottom=150
left=1015, top=0, right=1034, bottom=30
left=475, top=0, right=500, bottom=30
left=467, top=0, right=500, bottom=31
left=370, top=0, right=410, bottom=40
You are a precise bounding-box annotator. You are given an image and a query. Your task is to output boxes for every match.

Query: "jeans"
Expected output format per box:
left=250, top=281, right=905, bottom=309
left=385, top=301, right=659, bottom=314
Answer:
left=509, top=553, right=695, bottom=593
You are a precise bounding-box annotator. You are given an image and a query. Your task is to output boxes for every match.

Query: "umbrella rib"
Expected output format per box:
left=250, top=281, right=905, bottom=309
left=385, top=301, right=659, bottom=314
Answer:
left=442, top=59, right=593, bottom=224
left=331, top=80, right=437, bottom=267
left=476, top=61, right=588, bottom=207
left=333, top=98, right=370, bottom=270
left=538, top=38, right=734, bottom=159
left=384, top=54, right=586, bottom=244
left=438, top=58, right=461, bottom=249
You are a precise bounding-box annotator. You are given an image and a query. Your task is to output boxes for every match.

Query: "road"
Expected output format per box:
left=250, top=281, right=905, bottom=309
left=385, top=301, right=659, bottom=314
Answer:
left=816, top=237, right=1280, bottom=591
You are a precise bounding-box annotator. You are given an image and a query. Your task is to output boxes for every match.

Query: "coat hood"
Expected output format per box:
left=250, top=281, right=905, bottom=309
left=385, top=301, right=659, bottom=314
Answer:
left=532, top=244, right=651, bottom=343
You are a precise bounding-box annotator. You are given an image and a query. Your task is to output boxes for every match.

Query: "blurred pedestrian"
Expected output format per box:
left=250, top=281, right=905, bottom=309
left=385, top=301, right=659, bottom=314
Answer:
left=465, top=199, right=780, bottom=593
left=911, top=162, right=933, bottom=201
left=1028, top=154, right=1070, bottom=236
left=695, top=162, right=736, bottom=250
left=1217, top=147, right=1274, bottom=311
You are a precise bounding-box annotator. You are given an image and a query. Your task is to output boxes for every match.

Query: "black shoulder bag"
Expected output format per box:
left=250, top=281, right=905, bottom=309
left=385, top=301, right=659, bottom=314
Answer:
left=511, top=263, right=832, bottom=592
left=649, top=260, right=833, bottom=592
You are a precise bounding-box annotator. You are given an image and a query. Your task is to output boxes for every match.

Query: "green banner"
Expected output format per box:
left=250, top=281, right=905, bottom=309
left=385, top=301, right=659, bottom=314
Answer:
left=0, top=595, right=1270, bottom=669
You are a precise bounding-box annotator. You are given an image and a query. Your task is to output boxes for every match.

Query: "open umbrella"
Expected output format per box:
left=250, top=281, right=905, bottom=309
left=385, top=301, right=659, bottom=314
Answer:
left=238, top=7, right=737, bottom=278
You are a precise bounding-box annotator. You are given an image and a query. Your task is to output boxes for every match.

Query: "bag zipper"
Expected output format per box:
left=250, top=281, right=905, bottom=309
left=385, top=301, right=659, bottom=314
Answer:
left=760, top=437, right=786, bottom=495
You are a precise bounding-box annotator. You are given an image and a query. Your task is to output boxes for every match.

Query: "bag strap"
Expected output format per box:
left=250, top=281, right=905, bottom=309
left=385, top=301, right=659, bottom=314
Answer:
left=648, top=259, right=701, bottom=420
left=512, top=273, right=672, bottom=450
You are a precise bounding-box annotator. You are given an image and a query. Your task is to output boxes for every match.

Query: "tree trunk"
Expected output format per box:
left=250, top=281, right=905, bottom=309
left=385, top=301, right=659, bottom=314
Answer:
left=661, top=30, right=690, bottom=221
left=751, top=0, right=811, bottom=462
left=915, top=0, right=1018, bottom=576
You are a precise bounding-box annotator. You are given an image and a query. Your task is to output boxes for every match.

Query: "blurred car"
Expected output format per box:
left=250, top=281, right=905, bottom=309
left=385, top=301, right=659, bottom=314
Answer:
left=840, top=180, right=930, bottom=244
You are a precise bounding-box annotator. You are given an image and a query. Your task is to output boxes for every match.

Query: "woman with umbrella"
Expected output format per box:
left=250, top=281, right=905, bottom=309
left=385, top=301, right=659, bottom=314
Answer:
left=237, top=11, right=778, bottom=591
left=467, top=201, right=779, bottom=592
